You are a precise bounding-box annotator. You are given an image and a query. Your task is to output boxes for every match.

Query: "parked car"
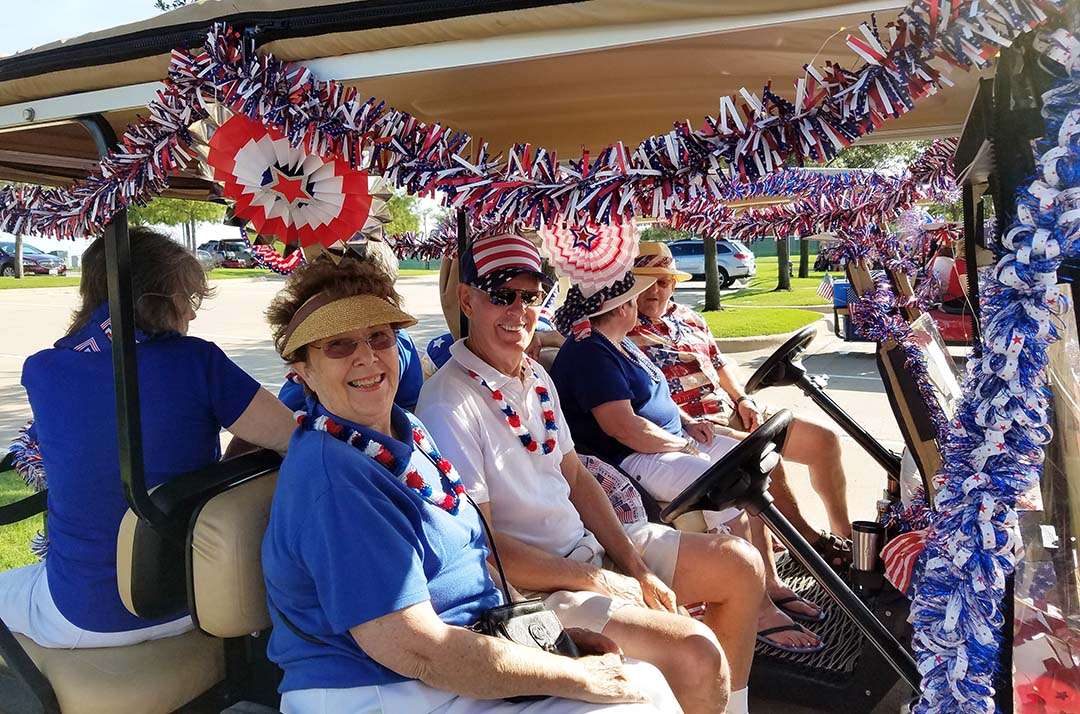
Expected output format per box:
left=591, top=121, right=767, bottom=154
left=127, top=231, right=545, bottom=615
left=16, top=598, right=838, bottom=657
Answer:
left=197, top=239, right=255, bottom=268
left=0, top=241, right=67, bottom=276
left=196, top=249, right=216, bottom=272
left=668, top=238, right=756, bottom=287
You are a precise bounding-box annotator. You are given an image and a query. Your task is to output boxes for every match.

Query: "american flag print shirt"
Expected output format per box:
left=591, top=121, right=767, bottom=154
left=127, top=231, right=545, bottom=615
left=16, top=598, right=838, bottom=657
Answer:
left=629, top=302, right=733, bottom=419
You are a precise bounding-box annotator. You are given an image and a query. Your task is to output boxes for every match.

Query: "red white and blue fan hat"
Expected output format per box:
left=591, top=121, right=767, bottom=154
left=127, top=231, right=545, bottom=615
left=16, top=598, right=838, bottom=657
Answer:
left=462, top=233, right=554, bottom=291
left=553, top=270, right=657, bottom=340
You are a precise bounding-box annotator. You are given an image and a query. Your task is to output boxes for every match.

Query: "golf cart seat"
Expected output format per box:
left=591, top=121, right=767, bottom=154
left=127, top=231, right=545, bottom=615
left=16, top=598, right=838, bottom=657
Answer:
left=0, top=450, right=283, bottom=714
left=11, top=629, right=224, bottom=714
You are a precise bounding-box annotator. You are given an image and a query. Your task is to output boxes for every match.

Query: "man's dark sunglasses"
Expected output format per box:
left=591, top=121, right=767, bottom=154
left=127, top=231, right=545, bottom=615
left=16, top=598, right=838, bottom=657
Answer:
left=485, top=287, right=546, bottom=307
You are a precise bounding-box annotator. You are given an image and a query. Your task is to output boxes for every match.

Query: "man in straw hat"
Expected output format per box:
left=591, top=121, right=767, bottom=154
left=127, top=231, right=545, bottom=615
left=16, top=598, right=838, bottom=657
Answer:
left=418, top=233, right=766, bottom=714
left=629, top=241, right=852, bottom=562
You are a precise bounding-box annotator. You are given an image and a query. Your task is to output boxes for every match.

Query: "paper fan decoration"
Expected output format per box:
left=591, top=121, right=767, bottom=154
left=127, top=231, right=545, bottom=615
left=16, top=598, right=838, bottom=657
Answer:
left=206, top=113, right=373, bottom=247
left=538, top=221, right=639, bottom=290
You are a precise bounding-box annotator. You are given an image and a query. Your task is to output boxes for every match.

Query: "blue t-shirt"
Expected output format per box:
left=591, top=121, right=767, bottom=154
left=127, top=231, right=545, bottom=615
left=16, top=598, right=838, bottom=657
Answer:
left=278, top=330, right=423, bottom=412
left=21, top=328, right=260, bottom=632
left=550, top=333, right=682, bottom=465
left=262, top=401, right=502, bottom=692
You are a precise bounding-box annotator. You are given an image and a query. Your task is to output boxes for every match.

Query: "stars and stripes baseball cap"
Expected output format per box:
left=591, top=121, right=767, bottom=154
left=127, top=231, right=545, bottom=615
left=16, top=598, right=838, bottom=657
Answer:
left=461, top=233, right=555, bottom=291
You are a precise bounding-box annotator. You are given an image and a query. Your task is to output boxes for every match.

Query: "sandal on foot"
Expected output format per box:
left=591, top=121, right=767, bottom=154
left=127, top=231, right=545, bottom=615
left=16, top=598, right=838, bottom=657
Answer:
left=773, top=595, right=826, bottom=624
left=812, top=530, right=852, bottom=570
left=757, top=624, right=826, bottom=655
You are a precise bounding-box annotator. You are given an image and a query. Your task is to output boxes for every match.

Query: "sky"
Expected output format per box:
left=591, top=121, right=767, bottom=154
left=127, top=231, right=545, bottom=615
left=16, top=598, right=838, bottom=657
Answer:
left=1, top=1, right=160, bottom=57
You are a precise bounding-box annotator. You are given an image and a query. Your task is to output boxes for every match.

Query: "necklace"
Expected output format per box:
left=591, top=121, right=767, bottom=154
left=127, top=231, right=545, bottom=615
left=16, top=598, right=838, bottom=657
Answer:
left=596, top=331, right=663, bottom=384
left=296, top=410, right=465, bottom=514
left=464, top=363, right=558, bottom=455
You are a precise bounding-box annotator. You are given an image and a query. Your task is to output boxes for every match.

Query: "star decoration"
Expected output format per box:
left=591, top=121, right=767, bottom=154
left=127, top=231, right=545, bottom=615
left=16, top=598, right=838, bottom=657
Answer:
left=268, top=166, right=312, bottom=205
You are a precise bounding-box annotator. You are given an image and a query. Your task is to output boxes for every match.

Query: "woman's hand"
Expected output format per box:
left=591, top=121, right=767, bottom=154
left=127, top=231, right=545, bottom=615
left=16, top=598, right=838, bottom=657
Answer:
left=576, top=654, right=651, bottom=705
left=635, top=572, right=678, bottom=613
left=683, top=418, right=714, bottom=445
left=736, top=397, right=762, bottom=431
left=565, top=628, right=622, bottom=656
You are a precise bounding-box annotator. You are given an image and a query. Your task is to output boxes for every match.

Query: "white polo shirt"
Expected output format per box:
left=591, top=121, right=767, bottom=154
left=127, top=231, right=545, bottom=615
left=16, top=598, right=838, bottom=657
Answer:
left=416, top=340, right=587, bottom=557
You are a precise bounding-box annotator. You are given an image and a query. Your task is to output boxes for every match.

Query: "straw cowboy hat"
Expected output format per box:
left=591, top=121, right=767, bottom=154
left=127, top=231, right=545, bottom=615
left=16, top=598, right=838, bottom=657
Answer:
left=632, top=241, right=692, bottom=282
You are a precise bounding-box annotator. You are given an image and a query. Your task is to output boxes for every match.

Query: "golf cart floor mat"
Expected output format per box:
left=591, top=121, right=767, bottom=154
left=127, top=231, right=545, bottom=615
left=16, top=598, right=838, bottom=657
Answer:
left=754, top=552, right=864, bottom=678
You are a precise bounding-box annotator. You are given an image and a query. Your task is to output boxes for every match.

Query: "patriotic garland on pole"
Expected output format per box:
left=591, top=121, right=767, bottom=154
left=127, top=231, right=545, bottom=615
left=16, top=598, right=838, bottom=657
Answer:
left=0, top=2, right=1058, bottom=241
left=909, top=27, right=1080, bottom=713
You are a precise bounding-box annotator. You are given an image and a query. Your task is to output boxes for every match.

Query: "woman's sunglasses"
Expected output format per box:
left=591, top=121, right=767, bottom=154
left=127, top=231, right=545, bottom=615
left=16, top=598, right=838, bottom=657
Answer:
left=311, top=329, right=396, bottom=359
left=485, top=287, right=546, bottom=307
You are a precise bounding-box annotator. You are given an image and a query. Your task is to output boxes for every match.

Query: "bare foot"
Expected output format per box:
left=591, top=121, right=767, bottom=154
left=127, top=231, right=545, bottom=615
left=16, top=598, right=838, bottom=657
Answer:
left=757, top=603, right=821, bottom=650
left=768, top=584, right=823, bottom=621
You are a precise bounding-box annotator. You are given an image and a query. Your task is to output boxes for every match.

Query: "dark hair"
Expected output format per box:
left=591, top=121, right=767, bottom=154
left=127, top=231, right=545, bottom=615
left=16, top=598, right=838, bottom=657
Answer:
left=266, top=256, right=402, bottom=362
left=68, top=227, right=211, bottom=336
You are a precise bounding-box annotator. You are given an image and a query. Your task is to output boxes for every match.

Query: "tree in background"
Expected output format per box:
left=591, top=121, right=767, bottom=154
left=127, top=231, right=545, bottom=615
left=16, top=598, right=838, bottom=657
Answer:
left=128, top=198, right=226, bottom=250
left=1, top=182, right=25, bottom=278
left=639, top=224, right=693, bottom=243
left=827, top=139, right=930, bottom=170
left=153, top=0, right=192, bottom=10
left=385, top=192, right=420, bottom=236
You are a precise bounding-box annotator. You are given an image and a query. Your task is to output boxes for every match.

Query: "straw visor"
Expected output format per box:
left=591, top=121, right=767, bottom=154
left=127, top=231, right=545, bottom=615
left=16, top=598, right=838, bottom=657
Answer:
left=281, top=293, right=417, bottom=359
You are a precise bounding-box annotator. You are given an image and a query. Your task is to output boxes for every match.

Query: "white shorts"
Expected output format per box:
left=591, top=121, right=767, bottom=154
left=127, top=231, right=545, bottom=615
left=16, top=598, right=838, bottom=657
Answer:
left=536, top=523, right=681, bottom=634
left=619, top=434, right=742, bottom=532
left=281, top=659, right=680, bottom=713
left=0, top=562, right=192, bottom=649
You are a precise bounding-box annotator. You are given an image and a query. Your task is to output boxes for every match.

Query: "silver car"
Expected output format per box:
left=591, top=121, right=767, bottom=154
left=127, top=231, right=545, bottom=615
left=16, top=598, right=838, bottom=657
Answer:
left=668, top=238, right=756, bottom=287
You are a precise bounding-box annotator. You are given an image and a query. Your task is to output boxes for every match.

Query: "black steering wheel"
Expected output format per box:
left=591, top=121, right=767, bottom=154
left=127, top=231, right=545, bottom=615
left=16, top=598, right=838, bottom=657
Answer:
left=744, top=325, right=817, bottom=395
left=661, top=410, right=792, bottom=523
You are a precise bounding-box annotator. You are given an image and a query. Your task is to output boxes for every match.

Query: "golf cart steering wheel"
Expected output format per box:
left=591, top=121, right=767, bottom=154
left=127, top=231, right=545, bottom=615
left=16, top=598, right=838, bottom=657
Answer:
left=661, top=410, right=793, bottom=523
left=744, top=325, right=817, bottom=395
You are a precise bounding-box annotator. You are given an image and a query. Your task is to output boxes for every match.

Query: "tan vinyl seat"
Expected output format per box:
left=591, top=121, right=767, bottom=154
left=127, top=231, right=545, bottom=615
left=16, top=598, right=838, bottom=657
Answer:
left=9, top=630, right=224, bottom=714
left=188, top=472, right=278, bottom=637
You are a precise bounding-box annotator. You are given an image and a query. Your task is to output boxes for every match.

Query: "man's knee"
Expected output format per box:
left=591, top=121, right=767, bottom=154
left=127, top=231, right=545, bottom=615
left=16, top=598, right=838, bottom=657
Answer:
left=672, top=621, right=730, bottom=699
left=712, top=532, right=766, bottom=591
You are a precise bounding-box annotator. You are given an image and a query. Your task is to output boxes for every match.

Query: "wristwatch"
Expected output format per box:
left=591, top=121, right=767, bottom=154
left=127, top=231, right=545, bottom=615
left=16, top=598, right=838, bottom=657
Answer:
left=679, top=439, right=700, bottom=455
left=736, top=395, right=757, bottom=409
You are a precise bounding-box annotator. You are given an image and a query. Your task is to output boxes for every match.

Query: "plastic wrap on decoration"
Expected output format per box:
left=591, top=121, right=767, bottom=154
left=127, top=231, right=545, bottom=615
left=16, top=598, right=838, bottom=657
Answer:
left=910, top=28, right=1080, bottom=713
left=0, top=2, right=1059, bottom=240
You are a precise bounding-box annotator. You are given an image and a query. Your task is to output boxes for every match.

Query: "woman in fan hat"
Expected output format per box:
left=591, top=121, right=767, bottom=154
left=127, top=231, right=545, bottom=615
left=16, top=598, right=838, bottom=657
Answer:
left=549, top=271, right=824, bottom=656
left=262, top=257, right=680, bottom=713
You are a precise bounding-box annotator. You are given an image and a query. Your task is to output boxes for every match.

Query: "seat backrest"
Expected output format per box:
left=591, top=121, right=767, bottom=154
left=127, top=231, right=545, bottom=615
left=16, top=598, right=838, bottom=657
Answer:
left=116, top=451, right=282, bottom=625
left=187, top=471, right=278, bottom=638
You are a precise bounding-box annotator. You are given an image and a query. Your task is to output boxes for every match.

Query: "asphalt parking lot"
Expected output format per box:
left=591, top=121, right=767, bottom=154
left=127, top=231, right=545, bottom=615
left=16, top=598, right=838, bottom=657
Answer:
left=0, top=275, right=903, bottom=529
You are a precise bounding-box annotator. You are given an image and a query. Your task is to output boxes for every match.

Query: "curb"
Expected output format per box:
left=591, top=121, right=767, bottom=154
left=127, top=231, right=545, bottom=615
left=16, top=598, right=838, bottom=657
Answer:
left=715, top=314, right=829, bottom=353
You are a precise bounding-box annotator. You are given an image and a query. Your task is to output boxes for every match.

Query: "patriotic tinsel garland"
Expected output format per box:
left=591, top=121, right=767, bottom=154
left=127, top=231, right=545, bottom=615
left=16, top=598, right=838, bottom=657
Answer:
left=0, top=2, right=1057, bottom=240
left=909, top=27, right=1080, bottom=713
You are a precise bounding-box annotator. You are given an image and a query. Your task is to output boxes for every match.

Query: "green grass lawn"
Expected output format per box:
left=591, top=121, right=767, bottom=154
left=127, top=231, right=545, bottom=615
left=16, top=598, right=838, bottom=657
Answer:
left=399, top=268, right=439, bottom=276
left=208, top=268, right=270, bottom=279
left=0, top=469, right=40, bottom=572
left=0, top=275, right=81, bottom=290
left=701, top=306, right=821, bottom=338
left=721, top=255, right=834, bottom=307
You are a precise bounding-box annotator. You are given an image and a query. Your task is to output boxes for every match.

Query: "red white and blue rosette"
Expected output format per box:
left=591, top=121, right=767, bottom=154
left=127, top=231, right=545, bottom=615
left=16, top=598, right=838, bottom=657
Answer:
left=537, top=221, right=638, bottom=291
left=206, top=113, right=373, bottom=248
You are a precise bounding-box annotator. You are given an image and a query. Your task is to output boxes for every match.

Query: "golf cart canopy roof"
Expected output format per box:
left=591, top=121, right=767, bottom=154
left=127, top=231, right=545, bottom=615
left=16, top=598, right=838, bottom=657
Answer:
left=0, top=0, right=980, bottom=198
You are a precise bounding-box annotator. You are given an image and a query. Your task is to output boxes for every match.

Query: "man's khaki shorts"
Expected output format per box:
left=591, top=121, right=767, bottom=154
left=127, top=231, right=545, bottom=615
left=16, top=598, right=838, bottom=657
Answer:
left=535, top=523, right=682, bottom=633
left=724, top=403, right=778, bottom=432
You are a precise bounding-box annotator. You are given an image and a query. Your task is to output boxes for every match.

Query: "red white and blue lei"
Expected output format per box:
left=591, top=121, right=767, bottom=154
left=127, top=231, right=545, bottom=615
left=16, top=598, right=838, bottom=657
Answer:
left=465, top=365, right=558, bottom=455
left=296, top=410, right=466, bottom=514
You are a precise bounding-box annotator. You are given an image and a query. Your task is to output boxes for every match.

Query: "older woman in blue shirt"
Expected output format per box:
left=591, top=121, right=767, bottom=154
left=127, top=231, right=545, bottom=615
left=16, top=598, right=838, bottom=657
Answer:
left=0, top=228, right=296, bottom=649
left=262, top=258, right=678, bottom=713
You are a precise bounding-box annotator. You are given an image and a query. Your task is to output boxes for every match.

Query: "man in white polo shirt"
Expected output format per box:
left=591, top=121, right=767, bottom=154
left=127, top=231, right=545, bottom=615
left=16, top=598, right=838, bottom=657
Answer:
left=418, top=234, right=772, bottom=714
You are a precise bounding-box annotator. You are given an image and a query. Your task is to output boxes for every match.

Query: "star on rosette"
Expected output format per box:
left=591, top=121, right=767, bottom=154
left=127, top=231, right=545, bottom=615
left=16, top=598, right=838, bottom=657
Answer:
left=538, top=220, right=639, bottom=291
left=202, top=112, right=374, bottom=248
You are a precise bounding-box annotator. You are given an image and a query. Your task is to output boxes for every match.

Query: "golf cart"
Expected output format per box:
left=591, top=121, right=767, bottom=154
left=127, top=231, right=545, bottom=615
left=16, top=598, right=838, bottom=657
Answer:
left=0, top=1, right=1071, bottom=712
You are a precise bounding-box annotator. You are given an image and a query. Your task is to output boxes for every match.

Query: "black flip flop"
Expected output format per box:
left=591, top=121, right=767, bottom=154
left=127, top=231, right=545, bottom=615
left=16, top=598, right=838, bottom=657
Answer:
left=773, top=595, right=826, bottom=624
left=756, top=624, right=826, bottom=654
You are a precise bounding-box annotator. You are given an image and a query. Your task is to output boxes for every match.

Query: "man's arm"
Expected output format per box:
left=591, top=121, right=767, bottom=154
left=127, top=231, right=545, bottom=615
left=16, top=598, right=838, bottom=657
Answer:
left=560, top=451, right=676, bottom=612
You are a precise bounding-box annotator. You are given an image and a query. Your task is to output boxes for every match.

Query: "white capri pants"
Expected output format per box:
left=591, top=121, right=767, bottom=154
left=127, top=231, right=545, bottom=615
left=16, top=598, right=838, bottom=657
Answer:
left=0, top=562, right=192, bottom=649
left=619, top=433, right=742, bottom=533
left=281, top=659, right=682, bottom=713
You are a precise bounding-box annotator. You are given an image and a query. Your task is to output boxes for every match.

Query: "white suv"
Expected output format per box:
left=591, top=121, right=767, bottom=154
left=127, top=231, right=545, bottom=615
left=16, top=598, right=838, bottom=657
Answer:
left=668, top=239, right=756, bottom=287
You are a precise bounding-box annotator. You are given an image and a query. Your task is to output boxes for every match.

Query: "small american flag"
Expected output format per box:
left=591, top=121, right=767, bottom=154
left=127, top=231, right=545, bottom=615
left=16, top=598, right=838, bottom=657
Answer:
left=816, top=274, right=835, bottom=301
left=537, top=281, right=560, bottom=332
left=881, top=529, right=927, bottom=595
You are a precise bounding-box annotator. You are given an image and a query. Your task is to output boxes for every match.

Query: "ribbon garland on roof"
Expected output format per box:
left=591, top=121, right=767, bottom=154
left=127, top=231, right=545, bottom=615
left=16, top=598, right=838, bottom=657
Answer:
left=909, top=27, right=1080, bottom=713
left=667, top=137, right=959, bottom=243
left=0, top=1, right=1058, bottom=241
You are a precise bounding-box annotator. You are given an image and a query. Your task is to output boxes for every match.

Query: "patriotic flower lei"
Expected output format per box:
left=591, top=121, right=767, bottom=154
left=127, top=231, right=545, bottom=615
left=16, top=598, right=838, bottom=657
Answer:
left=296, top=410, right=465, bottom=514
left=465, top=365, right=558, bottom=455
